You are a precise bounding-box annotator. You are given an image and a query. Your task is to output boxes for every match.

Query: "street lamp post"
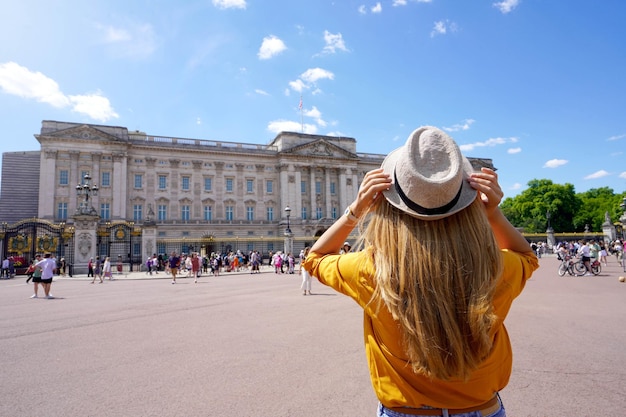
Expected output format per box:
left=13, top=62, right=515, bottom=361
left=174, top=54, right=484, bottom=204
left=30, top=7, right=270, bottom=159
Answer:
left=284, top=206, right=293, bottom=256
left=284, top=206, right=291, bottom=234
left=620, top=198, right=626, bottom=271
left=75, top=173, right=99, bottom=216
left=545, top=210, right=555, bottom=252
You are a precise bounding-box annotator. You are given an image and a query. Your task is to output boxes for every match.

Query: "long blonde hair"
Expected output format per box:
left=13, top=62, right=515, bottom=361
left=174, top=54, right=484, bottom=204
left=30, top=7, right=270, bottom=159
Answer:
left=362, top=197, right=502, bottom=381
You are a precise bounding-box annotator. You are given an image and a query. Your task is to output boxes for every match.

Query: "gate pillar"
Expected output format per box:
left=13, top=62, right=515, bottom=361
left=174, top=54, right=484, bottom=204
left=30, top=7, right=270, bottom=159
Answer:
left=72, top=214, right=100, bottom=274
left=142, top=207, right=157, bottom=268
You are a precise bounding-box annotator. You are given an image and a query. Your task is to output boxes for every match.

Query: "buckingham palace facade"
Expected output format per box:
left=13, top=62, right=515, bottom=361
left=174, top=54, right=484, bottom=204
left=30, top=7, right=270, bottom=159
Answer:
left=0, top=120, right=493, bottom=270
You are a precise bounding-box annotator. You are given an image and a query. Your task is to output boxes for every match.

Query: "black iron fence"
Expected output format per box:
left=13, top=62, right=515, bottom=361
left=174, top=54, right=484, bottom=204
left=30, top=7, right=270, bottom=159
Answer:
left=0, top=218, right=74, bottom=274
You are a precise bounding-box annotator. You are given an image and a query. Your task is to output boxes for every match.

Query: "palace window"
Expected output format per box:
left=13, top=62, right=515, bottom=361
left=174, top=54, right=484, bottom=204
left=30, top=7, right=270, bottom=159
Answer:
left=158, top=175, right=167, bottom=190
left=133, top=204, right=142, bottom=221
left=100, top=203, right=110, bottom=220
left=59, top=170, right=69, bottom=185
left=204, top=206, right=212, bottom=221
left=181, top=205, right=190, bottom=221
left=158, top=205, right=167, bottom=221
left=57, top=202, right=67, bottom=220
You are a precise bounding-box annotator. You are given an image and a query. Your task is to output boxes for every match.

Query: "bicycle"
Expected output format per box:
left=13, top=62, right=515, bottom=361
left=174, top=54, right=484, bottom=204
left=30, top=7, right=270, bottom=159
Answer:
left=557, top=253, right=577, bottom=276
left=557, top=254, right=601, bottom=276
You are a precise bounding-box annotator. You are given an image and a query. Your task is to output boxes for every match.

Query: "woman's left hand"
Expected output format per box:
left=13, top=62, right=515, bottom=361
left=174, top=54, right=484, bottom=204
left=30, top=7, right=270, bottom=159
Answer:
left=468, top=168, right=503, bottom=218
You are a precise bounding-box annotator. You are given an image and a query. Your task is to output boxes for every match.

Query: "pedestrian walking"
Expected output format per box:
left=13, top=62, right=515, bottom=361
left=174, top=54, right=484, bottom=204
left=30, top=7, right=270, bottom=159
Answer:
left=34, top=253, right=57, bottom=299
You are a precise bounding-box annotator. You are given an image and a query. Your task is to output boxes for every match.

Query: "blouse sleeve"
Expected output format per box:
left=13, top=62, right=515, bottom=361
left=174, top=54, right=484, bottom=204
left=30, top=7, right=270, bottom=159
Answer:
left=302, top=251, right=376, bottom=308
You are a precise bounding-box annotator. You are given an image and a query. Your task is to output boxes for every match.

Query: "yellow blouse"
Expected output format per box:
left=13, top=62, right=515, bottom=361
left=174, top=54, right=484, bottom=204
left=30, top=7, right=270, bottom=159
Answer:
left=302, top=249, right=539, bottom=409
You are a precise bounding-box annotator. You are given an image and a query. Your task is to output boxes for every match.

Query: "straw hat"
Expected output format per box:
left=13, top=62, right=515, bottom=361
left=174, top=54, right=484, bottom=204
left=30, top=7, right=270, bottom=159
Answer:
left=381, top=126, right=477, bottom=220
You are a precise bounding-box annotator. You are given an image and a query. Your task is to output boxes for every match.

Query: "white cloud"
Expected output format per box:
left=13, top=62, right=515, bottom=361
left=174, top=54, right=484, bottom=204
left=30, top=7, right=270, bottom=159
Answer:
left=608, top=133, right=626, bottom=141
left=267, top=120, right=317, bottom=134
left=212, top=0, right=246, bottom=9
left=443, top=119, right=475, bottom=132
left=459, top=136, right=514, bottom=152
left=288, top=68, right=334, bottom=95
left=507, top=147, right=522, bottom=154
left=584, top=170, right=610, bottom=180
left=322, top=31, right=348, bottom=54
left=300, top=68, right=334, bottom=83
left=510, top=183, right=522, bottom=190
left=430, top=20, right=458, bottom=38
left=68, top=92, right=119, bottom=122
left=0, top=61, right=69, bottom=107
left=493, top=0, right=520, bottom=14
left=196, top=117, right=202, bottom=125
left=358, top=5, right=367, bottom=14
left=393, top=0, right=432, bottom=5
left=288, top=79, right=307, bottom=93
left=255, top=89, right=269, bottom=96
left=258, top=35, right=287, bottom=60
left=372, top=2, right=382, bottom=13
left=304, top=106, right=327, bottom=127
left=96, top=22, right=157, bottom=60
left=619, top=172, right=626, bottom=180
left=0, top=62, right=118, bottom=122
left=543, top=159, right=568, bottom=168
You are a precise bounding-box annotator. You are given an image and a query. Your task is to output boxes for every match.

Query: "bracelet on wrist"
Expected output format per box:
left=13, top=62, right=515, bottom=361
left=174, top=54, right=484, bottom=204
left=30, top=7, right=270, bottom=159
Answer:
left=343, top=206, right=359, bottom=223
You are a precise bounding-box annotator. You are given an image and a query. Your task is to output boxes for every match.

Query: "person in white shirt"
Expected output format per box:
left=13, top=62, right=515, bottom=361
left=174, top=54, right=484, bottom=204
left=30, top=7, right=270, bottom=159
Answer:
left=577, top=240, right=593, bottom=276
left=35, top=253, right=57, bottom=299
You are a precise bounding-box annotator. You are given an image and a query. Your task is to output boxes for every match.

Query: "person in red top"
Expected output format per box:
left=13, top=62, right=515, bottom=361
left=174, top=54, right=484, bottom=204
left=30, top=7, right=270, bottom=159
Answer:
left=303, top=126, right=538, bottom=417
left=190, top=253, right=201, bottom=283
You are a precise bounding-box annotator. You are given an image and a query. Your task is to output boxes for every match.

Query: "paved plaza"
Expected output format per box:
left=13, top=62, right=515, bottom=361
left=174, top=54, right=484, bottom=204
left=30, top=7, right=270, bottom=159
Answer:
left=1, top=256, right=625, bottom=416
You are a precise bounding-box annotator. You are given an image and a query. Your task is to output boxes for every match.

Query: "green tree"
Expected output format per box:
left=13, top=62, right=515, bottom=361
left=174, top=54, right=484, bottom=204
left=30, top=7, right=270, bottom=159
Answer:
left=500, top=179, right=580, bottom=233
left=575, top=188, right=626, bottom=231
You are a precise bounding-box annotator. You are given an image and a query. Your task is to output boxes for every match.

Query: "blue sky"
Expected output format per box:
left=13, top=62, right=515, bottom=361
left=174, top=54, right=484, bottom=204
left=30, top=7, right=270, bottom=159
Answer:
left=1, top=0, right=625, bottom=198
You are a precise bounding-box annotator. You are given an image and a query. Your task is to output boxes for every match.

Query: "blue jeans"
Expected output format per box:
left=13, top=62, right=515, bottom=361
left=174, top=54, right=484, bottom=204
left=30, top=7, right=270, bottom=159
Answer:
left=377, top=395, right=505, bottom=417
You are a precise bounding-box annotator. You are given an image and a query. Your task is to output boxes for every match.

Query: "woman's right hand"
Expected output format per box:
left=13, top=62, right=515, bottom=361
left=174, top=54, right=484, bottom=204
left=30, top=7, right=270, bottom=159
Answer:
left=351, top=168, right=392, bottom=219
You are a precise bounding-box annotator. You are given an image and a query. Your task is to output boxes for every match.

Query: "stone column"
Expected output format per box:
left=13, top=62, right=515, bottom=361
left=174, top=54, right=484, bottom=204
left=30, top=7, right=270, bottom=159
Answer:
left=339, top=168, right=348, bottom=211
left=112, top=153, right=128, bottom=220
left=294, top=167, right=302, bottom=223
left=214, top=161, right=224, bottom=218
left=236, top=163, right=245, bottom=219
left=169, top=159, right=180, bottom=220
left=69, top=151, right=80, bottom=214
left=90, top=153, right=102, bottom=215
left=39, top=150, right=57, bottom=219
left=310, top=168, right=316, bottom=219
left=325, top=168, right=332, bottom=218
left=72, top=214, right=100, bottom=274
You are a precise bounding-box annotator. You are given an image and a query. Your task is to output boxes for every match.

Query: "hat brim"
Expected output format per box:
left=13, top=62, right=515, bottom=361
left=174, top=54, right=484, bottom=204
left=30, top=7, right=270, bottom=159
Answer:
left=381, top=146, right=478, bottom=220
